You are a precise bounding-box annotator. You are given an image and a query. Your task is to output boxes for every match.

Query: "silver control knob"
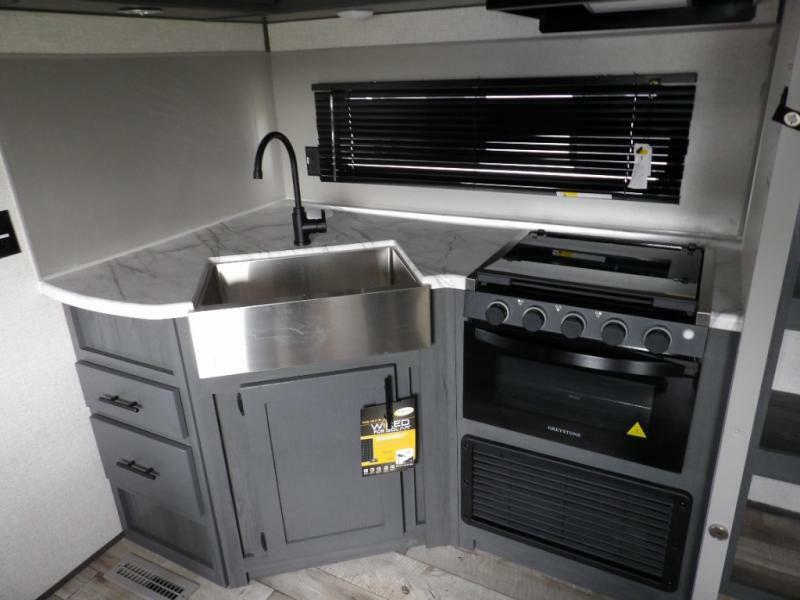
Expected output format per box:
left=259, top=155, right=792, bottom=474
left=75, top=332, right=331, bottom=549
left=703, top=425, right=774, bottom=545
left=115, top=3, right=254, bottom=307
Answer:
left=561, top=313, right=586, bottom=339
left=485, top=301, right=509, bottom=326
left=522, top=307, right=546, bottom=332
left=644, top=327, right=672, bottom=354
left=601, top=320, right=627, bottom=346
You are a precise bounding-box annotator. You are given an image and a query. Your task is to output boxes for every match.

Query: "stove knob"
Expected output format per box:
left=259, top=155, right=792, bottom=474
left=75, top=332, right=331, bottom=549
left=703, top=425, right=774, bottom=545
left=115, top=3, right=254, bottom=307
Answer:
left=485, top=301, right=509, bottom=326
left=561, top=313, right=585, bottom=339
left=644, top=327, right=672, bottom=354
left=522, top=307, right=546, bottom=332
left=601, top=320, right=627, bottom=346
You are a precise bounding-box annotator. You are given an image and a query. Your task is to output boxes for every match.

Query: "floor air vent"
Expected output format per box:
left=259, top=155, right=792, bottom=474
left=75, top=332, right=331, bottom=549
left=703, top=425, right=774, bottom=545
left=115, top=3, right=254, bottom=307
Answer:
left=104, top=554, right=199, bottom=600
left=461, top=436, right=692, bottom=591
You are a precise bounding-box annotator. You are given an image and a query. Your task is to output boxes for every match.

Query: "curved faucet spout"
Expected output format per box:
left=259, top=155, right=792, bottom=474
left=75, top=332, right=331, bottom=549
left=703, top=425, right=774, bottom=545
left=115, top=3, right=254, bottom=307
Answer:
left=253, top=131, right=326, bottom=246
left=254, top=131, right=302, bottom=210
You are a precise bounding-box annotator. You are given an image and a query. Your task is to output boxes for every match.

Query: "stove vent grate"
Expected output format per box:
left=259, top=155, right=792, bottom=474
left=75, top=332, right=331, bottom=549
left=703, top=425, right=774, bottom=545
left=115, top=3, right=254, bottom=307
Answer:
left=461, top=436, right=693, bottom=591
left=104, top=554, right=198, bottom=600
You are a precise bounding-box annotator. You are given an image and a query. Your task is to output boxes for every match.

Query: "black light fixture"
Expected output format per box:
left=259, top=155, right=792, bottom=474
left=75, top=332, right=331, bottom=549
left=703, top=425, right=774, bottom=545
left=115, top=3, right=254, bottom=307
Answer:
left=486, top=0, right=757, bottom=33
left=117, top=6, right=164, bottom=16
left=586, top=0, right=688, bottom=12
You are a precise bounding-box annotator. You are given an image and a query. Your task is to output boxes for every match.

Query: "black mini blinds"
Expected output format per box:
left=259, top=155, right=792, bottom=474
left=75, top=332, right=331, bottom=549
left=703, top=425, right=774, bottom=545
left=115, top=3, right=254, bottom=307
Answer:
left=312, top=74, right=697, bottom=204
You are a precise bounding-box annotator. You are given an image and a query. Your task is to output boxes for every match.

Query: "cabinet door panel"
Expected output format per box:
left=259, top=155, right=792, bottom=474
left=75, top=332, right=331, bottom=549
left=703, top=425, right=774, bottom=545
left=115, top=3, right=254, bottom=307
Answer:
left=236, top=366, right=406, bottom=562
left=267, top=385, right=388, bottom=543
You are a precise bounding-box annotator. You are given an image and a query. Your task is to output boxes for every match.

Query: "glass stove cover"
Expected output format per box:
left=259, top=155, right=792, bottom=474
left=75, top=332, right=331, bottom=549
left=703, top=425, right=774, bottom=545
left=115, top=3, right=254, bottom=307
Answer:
left=475, top=232, right=705, bottom=321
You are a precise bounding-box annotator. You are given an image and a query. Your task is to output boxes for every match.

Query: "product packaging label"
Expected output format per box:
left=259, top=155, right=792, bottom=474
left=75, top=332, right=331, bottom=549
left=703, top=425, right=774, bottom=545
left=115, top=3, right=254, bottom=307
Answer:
left=360, top=396, right=416, bottom=476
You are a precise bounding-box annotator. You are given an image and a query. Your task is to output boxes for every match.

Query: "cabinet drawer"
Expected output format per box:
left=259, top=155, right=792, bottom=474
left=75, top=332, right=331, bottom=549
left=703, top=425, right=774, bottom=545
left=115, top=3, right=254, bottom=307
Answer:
left=91, top=415, right=203, bottom=519
left=78, top=362, right=187, bottom=440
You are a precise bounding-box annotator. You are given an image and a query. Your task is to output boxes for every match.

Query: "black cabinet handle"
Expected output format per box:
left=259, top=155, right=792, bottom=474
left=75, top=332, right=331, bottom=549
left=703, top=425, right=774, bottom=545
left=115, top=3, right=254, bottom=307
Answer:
left=384, top=375, right=394, bottom=429
left=115, top=459, right=158, bottom=480
left=98, top=394, right=141, bottom=413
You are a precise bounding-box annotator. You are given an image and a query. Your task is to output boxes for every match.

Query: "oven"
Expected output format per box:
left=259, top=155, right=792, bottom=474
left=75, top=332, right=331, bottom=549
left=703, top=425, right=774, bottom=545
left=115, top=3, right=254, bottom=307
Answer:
left=463, top=319, right=700, bottom=473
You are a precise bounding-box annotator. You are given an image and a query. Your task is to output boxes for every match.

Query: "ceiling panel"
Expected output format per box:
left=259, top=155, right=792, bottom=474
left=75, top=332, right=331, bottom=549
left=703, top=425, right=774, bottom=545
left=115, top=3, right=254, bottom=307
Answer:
left=0, top=0, right=482, bottom=22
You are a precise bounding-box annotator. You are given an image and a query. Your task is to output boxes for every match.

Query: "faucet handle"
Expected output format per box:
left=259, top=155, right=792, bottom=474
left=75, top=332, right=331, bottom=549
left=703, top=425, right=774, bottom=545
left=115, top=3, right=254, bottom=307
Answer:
left=307, top=209, right=326, bottom=226
left=310, top=210, right=327, bottom=233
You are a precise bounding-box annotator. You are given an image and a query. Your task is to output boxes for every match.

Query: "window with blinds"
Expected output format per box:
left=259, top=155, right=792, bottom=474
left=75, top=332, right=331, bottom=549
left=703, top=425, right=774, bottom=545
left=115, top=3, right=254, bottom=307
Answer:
left=312, top=74, right=696, bottom=204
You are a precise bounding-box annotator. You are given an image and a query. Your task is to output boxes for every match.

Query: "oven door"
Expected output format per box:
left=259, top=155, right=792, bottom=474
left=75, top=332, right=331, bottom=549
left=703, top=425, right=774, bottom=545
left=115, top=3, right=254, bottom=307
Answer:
left=463, top=321, right=699, bottom=472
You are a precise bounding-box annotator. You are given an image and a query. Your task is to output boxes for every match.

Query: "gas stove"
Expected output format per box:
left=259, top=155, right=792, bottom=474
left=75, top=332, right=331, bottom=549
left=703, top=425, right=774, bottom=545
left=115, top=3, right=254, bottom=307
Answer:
left=465, top=230, right=714, bottom=358
left=460, top=230, right=729, bottom=599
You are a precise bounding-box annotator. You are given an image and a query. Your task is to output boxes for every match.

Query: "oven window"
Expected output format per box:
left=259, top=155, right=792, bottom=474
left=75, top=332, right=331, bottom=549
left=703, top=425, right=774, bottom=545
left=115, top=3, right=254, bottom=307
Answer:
left=463, top=322, right=698, bottom=472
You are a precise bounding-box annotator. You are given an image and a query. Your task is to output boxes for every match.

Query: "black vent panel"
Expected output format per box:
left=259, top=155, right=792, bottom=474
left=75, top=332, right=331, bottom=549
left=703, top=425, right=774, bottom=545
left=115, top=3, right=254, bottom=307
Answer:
left=461, top=436, right=692, bottom=591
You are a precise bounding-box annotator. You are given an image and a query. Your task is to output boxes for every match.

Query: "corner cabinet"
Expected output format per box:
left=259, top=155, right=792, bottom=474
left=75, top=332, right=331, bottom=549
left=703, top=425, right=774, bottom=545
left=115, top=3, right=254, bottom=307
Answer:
left=64, top=300, right=450, bottom=588
left=217, top=364, right=418, bottom=574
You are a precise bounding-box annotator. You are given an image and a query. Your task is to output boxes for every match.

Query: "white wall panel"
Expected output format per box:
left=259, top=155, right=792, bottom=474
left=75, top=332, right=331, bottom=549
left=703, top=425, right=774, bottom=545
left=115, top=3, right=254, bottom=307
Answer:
left=271, top=27, right=773, bottom=238
left=0, top=152, right=121, bottom=600
left=0, top=52, right=283, bottom=277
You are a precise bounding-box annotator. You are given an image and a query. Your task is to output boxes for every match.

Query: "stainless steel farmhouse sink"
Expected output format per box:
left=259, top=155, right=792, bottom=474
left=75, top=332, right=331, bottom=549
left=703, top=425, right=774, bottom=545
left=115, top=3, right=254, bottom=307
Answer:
left=187, top=245, right=431, bottom=378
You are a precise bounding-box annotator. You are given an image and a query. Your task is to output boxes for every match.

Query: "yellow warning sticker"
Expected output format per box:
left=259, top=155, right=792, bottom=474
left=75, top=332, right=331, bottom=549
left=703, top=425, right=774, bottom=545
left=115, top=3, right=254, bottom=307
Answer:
left=627, top=422, right=647, bottom=439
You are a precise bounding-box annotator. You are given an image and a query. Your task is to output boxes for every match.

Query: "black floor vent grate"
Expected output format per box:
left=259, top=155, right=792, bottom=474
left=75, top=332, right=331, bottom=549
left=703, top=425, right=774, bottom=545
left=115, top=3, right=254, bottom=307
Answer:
left=461, top=436, right=692, bottom=591
left=104, top=554, right=199, bottom=600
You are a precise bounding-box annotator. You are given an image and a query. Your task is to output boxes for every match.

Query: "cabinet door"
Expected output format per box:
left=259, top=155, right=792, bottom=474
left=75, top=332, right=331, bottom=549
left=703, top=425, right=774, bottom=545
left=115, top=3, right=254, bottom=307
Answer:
left=233, top=366, right=406, bottom=562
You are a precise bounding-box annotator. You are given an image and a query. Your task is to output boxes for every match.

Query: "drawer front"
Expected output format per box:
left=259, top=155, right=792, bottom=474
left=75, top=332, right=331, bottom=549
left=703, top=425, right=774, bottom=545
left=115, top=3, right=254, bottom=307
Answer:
left=91, top=415, right=203, bottom=519
left=78, top=362, right=187, bottom=440
left=69, top=307, right=179, bottom=374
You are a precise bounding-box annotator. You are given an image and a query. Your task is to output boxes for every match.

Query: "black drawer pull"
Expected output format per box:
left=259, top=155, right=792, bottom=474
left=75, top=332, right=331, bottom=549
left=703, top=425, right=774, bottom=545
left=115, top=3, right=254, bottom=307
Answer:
left=115, top=459, right=158, bottom=480
left=99, top=394, right=141, bottom=413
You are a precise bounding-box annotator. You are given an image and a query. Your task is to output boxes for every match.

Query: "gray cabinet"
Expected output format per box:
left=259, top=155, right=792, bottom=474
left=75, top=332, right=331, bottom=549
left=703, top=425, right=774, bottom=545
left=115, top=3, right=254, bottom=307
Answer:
left=66, top=303, right=442, bottom=588
left=223, top=365, right=410, bottom=567
left=65, top=307, right=228, bottom=586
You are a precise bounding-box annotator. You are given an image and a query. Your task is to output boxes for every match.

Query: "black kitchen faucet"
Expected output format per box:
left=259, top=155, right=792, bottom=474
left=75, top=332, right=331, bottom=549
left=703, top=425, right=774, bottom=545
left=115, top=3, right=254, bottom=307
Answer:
left=253, top=131, right=327, bottom=246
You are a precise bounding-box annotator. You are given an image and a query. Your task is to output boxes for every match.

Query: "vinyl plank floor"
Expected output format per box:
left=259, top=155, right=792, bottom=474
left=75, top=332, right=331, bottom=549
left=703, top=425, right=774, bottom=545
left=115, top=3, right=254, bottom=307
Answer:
left=405, top=545, right=603, bottom=600
left=77, top=538, right=276, bottom=600
left=260, top=567, right=385, bottom=600
left=321, top=551, right=516, bottom=600
left=732, top=504, right=800, bottom=599
left=58, top=538, right=622, bottom=600
left=69, top=575, right=141, bottom=600
left=53, top=565, right=99, bottom=599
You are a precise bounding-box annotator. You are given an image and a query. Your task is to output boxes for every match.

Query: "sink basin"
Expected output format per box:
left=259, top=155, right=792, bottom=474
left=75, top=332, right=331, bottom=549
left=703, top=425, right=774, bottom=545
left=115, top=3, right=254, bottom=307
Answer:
left=188, top=245, right=431, bottom=378
left=197, top=245, right=421, bottom=307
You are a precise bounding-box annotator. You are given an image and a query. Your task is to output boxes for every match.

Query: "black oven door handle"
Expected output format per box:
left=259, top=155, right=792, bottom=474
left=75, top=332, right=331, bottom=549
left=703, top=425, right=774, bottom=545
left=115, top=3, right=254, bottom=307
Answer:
left=473, top=327, right=685, bottom=378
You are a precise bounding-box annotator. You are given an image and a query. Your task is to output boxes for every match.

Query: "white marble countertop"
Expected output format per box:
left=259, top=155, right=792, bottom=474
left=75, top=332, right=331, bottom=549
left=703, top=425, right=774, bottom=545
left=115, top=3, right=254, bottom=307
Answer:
left=40, top=200, right=743, bottom=331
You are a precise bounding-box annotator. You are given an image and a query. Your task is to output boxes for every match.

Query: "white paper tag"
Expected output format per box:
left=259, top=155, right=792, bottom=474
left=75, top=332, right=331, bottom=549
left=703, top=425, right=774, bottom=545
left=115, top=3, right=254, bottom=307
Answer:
left=628, top=143, right=652, bottom=190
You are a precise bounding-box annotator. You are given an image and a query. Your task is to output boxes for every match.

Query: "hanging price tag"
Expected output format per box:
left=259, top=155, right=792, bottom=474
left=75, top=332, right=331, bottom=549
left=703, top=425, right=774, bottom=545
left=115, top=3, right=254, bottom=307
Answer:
left=628, top=143, right=652, bottom=190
